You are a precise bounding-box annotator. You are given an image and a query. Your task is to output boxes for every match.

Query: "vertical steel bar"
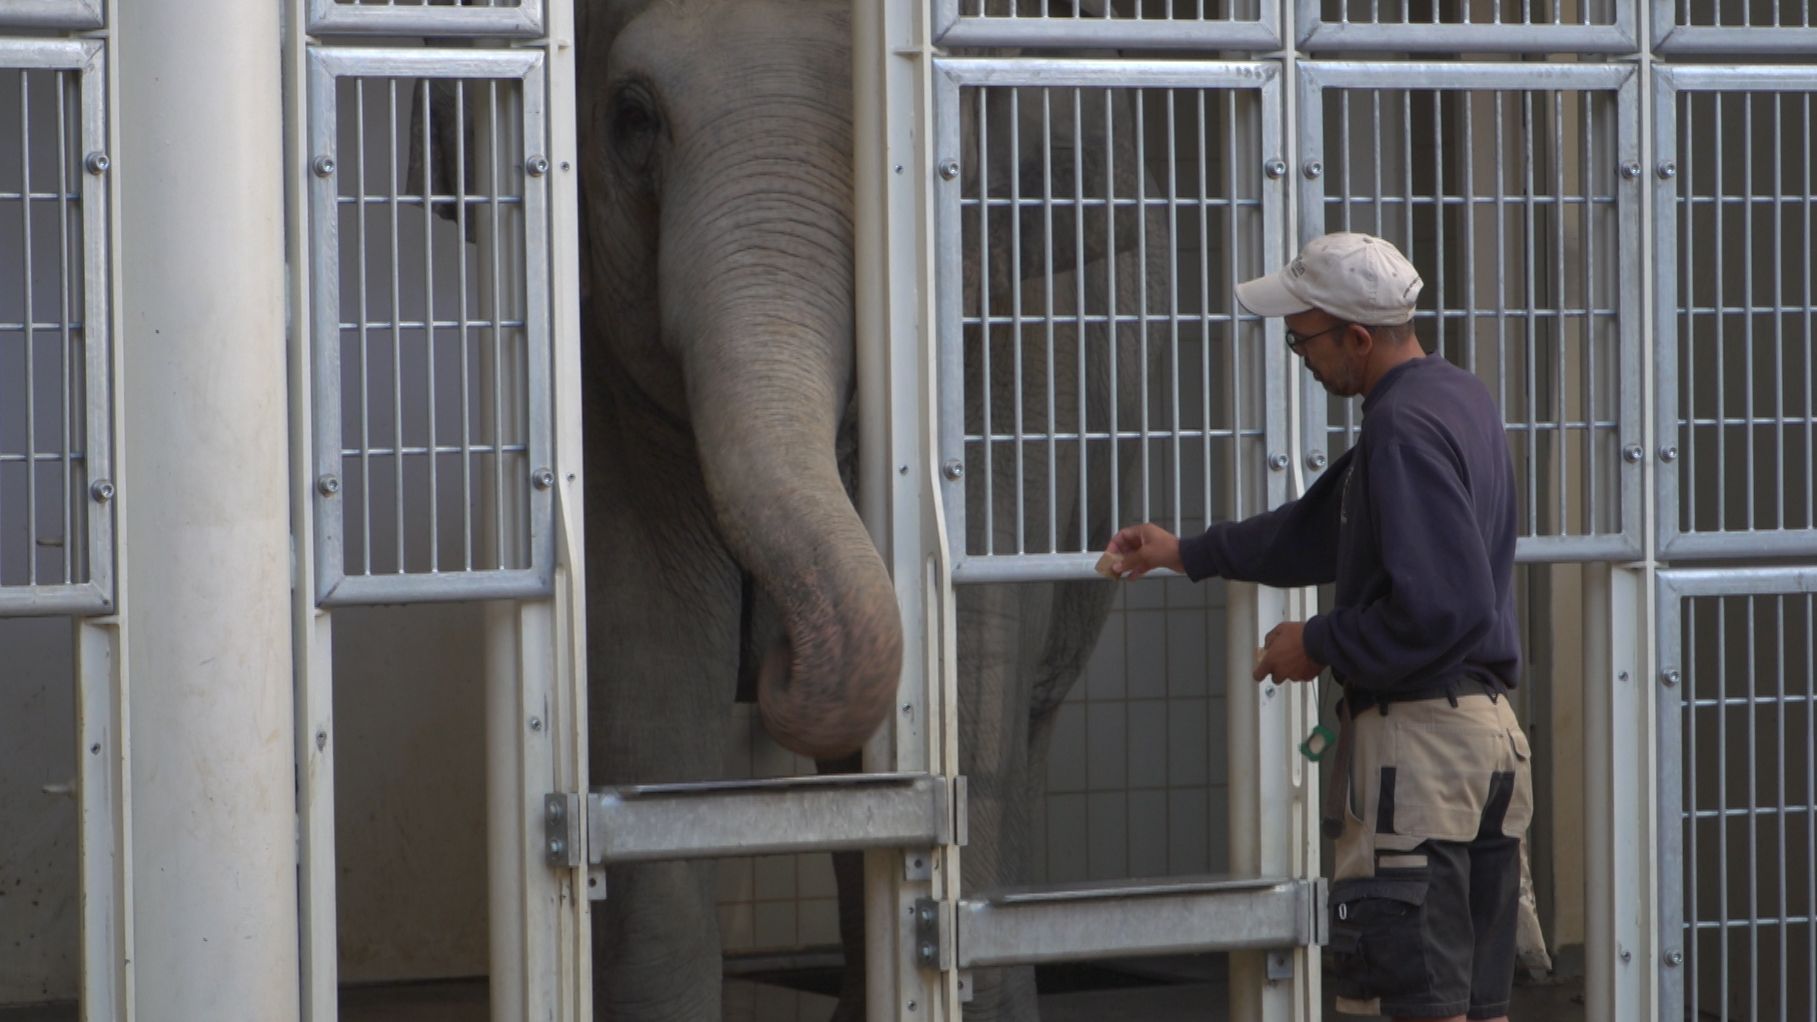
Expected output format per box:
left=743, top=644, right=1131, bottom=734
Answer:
left=57, top=70, right=73, bottom=583
left=1688, top=597, right=1700, bottom=1011
left=1043, top=87, right=1056, bottom=550
left=1747, top=596, right=1759, bottom=1018
left=1010, top=86, right=1025, bottom=554
left=1196, top=88, right=1211, bottom=523
left=1167, top=88, right=1182, bottom=533
left=1433, top=91, right=1446, bottom=362
left=1773, top=93, right=1785, bottom=535
left=1553, top=89, right=1566, bottom=537
left=1226, top=88, right=1241, bottom=517
left=1495, top=92, right=1510, bottom=453
left=1464, top=91, right=1476, bottom=375
left=457, top=79, right=474, bottom=571
left=1106, top=86, right=1121, bottom=533
left=1136, top=88, right=1152, bottom=524
left=355, top=79, right=373, bottom=577
left=1806, top=92, right=1814, bottom=532
left=1775, top=595, right=1787, bottom=1020
left=421, top=78, right=440, bottom=572
left=390, top=79, right=407, bottom=573
left=1583, top=91, right=1598, bottom=534
left=1714, top=92, right=1727, bottom=533
left=1340, top=89, right=1352, bottom=233
left=1718, top=597, right=1729, bottom=1010
left=1523, top=90, right=1540, bottom=537
left=1807, top=594, right=1815, bottom=1009
left=1402, top=88, right=1413, bottom=280
left=1075, top=87, right=1088, bottom=551
left=22, top=71, right=37, bottom=584
left=489, top=80, right=506, bottom=568
left=979, top=86, right=993, bottom=556
left=1743, top=94, right=1756, bottom=538
left=1684, top=91, right=1697, bottom=536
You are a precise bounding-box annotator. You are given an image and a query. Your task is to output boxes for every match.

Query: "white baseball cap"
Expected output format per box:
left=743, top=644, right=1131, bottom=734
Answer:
left=1235, top=232, right=1424, bottom=326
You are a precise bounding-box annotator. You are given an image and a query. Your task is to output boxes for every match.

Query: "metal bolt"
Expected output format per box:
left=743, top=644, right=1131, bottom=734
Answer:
left=918, top=905, right=936, bottom=924
left=1263, top=158, right=1287, bottom=179
left=84, top=151, right=110, bottom=175
left=317, top=473, right=341, bottom=497
left=1622, top=444, right=1644, bottom=464
left=1662, top=669, right=1681, bottom=688
left=918, top=943, right=936, bottom=963
left=1302, top=159, right=1324, bottom=179
left=1664, top=949, right=1684, bottom=968
left=548, top=799, right=565, bottom=821
left=1659, top=445, right=1679, bottom=463
left=1658, top=160, right=1678, bottom=180
left=533, top=467, right=556, bottom=490
left=942, top=459, right=964, bottom=480
left=1305, top=450, right=1328, bottom=471
left=315, top=730, right=328, bottom=752
left=938, top=159, right=960, bottom=181
left=313, top=154, right=336, bottom=178
left=907, top=1001, right=918, bottom=1012
left=529, top=717, right=544, bottom=732
left=526, top=155, right=550, bottom=177
left=89, top=479, right=114, bottom=503
left=548, top=838, right=565, bottom=858
left=1620, top=947, right=1633, bottom=963
left=1618, top=671, right=1629, bottom=682
left=1620, top=160, right=1643, bottom=180
left=1268, top=453, right=1290, bottom=471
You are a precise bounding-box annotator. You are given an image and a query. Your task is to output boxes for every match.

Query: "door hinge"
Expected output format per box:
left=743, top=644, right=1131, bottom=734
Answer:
left=544, top=792, right=583, bottom=869
left=913, top=896, right=955, bottom=973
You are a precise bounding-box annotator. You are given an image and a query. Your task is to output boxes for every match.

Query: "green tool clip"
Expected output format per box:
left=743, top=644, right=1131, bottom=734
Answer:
left=1299, top=724, right=1336, bottom=762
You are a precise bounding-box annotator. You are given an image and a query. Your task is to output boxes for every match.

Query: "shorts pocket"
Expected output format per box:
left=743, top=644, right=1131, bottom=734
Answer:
left=1386, top=721, right=1502, bottom=842
left=1502, top=729, right=1534, bottom=838
left=1324, top=876, right=1431, bottom=1002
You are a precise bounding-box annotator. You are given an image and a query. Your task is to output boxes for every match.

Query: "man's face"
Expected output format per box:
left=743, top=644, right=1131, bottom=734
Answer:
left=1285, top=309, right=1366, bottom=398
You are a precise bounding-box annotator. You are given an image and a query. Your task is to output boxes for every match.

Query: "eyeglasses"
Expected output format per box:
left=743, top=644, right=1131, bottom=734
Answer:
left=1285, top=321, right=1352, bottom=355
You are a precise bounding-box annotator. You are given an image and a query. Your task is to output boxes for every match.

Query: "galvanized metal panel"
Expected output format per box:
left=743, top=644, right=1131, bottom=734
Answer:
left=1657, top=567, right=1817, bottom=1022
left=307, top=47, right=553, bottom=606
left=953, top=876, right=1324, bottom=966
left=1296, top=61, right=1642, bottom=564
left=1298, top=0, right=1632, bottom=53
left=0, top=0, right=101, bottom=30
left=0, top=38, right=112, bottom=617
left=933, top=59, right=1283, bottom=583
left=307, top=0, right=542, bottom=39
left=933, top=0, right=1280, bottom=52
left=1653, top=0, right=1817, bottom=53
left=1655, top=67, right=1817, bottom=560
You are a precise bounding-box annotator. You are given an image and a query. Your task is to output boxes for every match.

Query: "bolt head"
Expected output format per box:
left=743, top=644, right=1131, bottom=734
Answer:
left=317, top=473, right=341, bottom=497
left=1659, top=445, right=1679, bottom=463
left=548, top=838, right=565, bottom=857
left=938, top=159, right=960, bottom=181
left=527, top=155, right=550, bottom=177
left=1658, top=160, right=1678, bottom=180
left=1264, top=158, right=1287, bottom=179
left=85, top=151, right=110, bottom=175
left=1268, top=453, right=1289, bottom=471
left=533, top=467, right=556, bottom=490
left=1620, top=160, right=1643, bottom=180
left=1302, top=159, right=1324, bottom=179
left=1623, top=444, right=1644, bottom=464
left=1662, top=669, right=1681, bottom=687
left=1305, top=451, right=1328, bottom=471
left=1664, top=949, right=1684, bottom=967
left=529, top=717, right=544, bottom=732
left=313, top=155, right=336, bottom=178
left=89, top=479, right=115, bottom=503
left=942, top=458, right=964, bottom=480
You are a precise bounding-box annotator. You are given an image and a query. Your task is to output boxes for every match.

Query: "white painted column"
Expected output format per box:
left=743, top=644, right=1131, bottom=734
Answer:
left=116, top=1, right=299, bottom=1019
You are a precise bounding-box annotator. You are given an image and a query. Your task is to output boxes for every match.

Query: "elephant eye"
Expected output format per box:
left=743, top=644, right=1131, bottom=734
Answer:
left=607, top=79, right=663, bottom=174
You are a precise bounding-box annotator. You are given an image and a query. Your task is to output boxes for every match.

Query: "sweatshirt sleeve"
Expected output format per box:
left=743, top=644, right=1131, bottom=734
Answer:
left=1176, top=449, right=1348, bottom=587
left=1300, top=440, right=1496, bottom=690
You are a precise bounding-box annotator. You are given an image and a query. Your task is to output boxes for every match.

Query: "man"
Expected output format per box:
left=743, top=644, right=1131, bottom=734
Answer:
left=1102, top=232, right=1532, bottom=1022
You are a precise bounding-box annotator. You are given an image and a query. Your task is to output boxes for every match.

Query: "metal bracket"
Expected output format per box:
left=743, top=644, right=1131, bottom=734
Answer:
left=543, top=792, right=583, bottom=869
left=913, top=897, right=954, bottom=972
left=1266, top=950, right=1294, bottom=982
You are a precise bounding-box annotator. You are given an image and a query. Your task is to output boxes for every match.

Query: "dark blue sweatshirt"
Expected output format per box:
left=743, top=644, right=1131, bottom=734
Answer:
left=1178, top=355, right=1521, bottom=696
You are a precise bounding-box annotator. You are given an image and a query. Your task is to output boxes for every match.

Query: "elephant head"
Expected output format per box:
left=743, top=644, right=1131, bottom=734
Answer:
left=577, top=0, right=899, bottom=761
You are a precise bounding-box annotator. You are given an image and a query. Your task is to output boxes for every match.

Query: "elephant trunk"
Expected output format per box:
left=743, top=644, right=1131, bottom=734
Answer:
left=665, top=120, right=899, bottom=760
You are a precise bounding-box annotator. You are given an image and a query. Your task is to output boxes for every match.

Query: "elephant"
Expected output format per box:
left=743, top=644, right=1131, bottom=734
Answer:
left=574, top=1, right=1168, bottom=1018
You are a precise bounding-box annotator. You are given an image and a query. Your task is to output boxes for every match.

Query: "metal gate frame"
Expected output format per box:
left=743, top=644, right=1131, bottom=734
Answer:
left=1296, top=60, right=1646, bottom=565
left=932, top=0, right=1282, bottom=51
left=0, top=0, right=100, bottom=30
left=306, top=0, right=543, bottom=39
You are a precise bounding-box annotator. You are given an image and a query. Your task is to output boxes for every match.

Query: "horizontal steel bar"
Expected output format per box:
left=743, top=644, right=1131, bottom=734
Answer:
left=0, top=582, right=110, bottom=618
left=318, top=566, right=552, bottom=606
left=1661, top=532, right=1817, bottom=562
left=1513, top=535, right=1642, bottom=563
left=0, top=0, right=101, bottom=30
left=0, top=37, right=101, bottom=71
left=1658, top=565, right=1817, bottom=600
left=1301, top=22, right=1635, bottom=54
left=588, top=773, right=953, bottom=863
left=938, top=18, right=1281, bottom=51
left=306, top=0, right=541, bottom=39
left=953, top=552, right=1135, bottom=583
left=1685, top=803, right=1815, bottom=818
left=964, top=427, right=1259, bottom=442
left=956, top=876, right=1325, bottom=967
left=934, top=58, right=1280, bottom=91
left=1300, top=61, right=1635, bottom=92
left=310, top=47, right=542, bottom=82
left=1656, top=27, right=1817, bottom=57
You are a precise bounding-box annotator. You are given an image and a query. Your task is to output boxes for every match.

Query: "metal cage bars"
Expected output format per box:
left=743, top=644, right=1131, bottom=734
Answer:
left=1296, top=62, right=1645, bottom=564
left=933, top=59, right=1287, bottom=584
left=1655, top=67, right=1817, bottom=561
left=307, top=47, right=554, bottom=605
left=0, top=39, right=112, bottom=617
left=306, top=0, right=543, bottom=39
left=1656, top=567, right=1817, bottom=1022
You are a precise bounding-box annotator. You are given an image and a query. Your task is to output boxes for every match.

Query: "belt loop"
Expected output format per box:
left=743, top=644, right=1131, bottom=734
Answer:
left=1444, top=679, right=1459, bottom=708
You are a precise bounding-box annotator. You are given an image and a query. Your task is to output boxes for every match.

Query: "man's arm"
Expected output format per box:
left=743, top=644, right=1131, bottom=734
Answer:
left=1301, top=441, right=1496, bottom=690
left=1175, top=447, right=1350, bottom=587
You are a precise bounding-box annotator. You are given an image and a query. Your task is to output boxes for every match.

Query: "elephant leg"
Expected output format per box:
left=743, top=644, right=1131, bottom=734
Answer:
left=587, top=482, right=743, bottom=1022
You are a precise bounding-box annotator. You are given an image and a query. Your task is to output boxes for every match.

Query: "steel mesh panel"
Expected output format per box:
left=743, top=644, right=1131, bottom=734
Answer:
left=1303, top=72, right=1637, bottom=561
left=938, top=64, right=1280, bottom=581
left=1662, top=582, right=1817, bottom=1022
left=0, top=43, right=108, bottom=617
left=936, top=0, right=1277, bottom=50
left=1667, top=87, right=1817, bottom=556
left=1298, top=0, right=1632, bottom=53
left=1671, top=0, right=1813, bottom=29
left=310, top=51, right=551, bottom=605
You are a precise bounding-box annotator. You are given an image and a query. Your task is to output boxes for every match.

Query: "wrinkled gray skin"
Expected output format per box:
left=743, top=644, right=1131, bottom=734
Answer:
left=578, top=2, right=1158, bottom=1018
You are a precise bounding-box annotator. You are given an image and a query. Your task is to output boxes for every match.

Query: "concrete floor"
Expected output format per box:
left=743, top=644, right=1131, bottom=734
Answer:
left=2, top=965, right=1588, bottom=1021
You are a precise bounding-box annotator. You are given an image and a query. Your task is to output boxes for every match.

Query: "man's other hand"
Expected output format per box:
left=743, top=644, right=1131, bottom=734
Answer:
left=1252, top=621, right=1324, bottom=683
left=1099, top=523, right=1185, bottom=579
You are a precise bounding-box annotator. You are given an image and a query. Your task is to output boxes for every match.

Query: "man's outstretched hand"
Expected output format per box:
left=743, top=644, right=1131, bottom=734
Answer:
left=1098, top=523, right=1185, bottom=579
left=1252, top=620, right=1324, bottom=683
